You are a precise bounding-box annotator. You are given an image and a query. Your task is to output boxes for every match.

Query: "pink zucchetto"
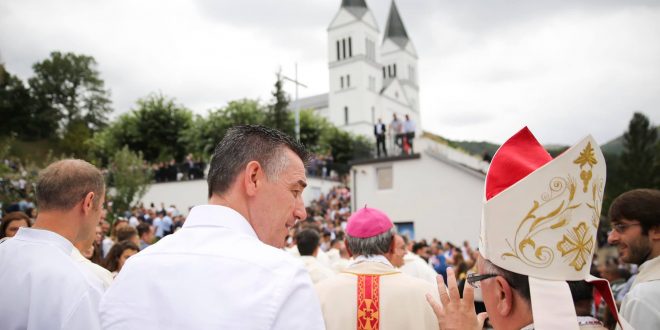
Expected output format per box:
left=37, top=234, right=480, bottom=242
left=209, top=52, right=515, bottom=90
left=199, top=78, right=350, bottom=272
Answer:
left=345, top=207, right=393, bottom=238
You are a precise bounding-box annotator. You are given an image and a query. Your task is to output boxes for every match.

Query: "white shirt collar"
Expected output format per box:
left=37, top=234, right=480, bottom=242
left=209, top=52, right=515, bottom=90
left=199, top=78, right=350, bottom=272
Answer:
left=183, top=205, right=258, bottom=239
left=13, top=227, right=73, bottom=254
left=350, top=255, right=393, bottom=268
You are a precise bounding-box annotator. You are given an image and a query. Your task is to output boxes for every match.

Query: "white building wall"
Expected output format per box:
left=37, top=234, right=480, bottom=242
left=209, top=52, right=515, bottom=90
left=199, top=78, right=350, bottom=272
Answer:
left=350, top=145, right=485, bottom=245
left=138, top=177, right=340, bottom=216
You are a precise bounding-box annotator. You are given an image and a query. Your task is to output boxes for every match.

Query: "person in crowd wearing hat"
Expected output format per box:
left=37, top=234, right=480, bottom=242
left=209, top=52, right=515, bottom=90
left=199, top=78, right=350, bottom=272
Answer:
left=100, top=125, right=324, bottom=329
left=426, top=127, right=630, bottom=330
left=316, top=207, right=439, bottom=330
left=0, top=159, right=106, bottom=329
left=607, top=189, right=660, bottom=330
left=297, top=228, right=336, bottom=284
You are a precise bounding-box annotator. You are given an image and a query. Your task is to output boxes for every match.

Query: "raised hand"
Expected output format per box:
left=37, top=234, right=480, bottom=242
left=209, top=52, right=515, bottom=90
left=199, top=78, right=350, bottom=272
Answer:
left=425, top=268, right=488, bottom=330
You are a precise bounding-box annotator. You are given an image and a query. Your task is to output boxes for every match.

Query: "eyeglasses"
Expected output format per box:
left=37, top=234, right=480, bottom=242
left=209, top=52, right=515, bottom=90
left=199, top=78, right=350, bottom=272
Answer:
left=609, top=222, right=641, bottom=235
left=466, top=272, right=499, bottom=288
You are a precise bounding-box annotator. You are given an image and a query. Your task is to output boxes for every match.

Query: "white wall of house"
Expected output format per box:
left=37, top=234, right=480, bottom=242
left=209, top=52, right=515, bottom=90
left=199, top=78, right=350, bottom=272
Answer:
left=350, top=138, right=486, bottom=245
left=138, top=176, right=340, bottom=216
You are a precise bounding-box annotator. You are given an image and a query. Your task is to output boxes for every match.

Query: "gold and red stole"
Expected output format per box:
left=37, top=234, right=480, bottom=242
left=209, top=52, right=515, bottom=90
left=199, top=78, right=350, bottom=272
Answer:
left=357, top=274, right=380, bottom=330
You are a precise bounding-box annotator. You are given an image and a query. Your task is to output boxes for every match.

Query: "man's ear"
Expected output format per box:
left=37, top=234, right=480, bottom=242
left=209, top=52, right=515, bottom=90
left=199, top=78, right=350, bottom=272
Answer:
left=495, top=276, right=514, bottom=316
left=82, top=192, right=95, bottom=215
left=345, top=239, right=354, bottom=258
left=388, top=236, right=396, bottom=254
left=244, top=161, right=263, bottom=197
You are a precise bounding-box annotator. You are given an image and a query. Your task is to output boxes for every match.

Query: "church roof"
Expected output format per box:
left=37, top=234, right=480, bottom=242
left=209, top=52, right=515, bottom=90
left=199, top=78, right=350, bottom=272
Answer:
left=383, top=0, right=409, bottom=48
left=341, top=0, right=369, bottom=19
left=289, top=93, right=328, bottom=111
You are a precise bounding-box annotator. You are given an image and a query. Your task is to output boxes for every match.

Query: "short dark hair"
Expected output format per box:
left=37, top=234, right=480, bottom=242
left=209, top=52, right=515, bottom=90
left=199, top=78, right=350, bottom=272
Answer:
left=412, top=242, right=426, bottom=254
left=136, top=223, right=152, bottom=238
left=36, top=159, right=105, bottom=211
left=116, top=226, right=138, bottom=242
left=207, top=125, right=309, bottom=198
left=609, top=189, right=660, bottom=234
left=483, top=259, right=531, bottom=303
left=296, top=229, right=320, bottom=256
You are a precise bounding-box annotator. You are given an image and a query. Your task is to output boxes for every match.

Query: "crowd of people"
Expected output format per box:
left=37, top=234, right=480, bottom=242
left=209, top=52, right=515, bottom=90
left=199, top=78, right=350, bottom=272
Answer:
left=0, top=125, right=657, bottom=330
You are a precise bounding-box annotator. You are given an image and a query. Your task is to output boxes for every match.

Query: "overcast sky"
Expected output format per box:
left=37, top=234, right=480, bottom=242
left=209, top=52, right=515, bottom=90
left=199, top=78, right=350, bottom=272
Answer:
left=1, top=0, right=659, bottom=145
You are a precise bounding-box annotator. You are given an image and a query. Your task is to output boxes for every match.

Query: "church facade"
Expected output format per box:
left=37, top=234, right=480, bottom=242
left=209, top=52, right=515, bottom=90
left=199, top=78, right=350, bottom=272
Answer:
left=292, top=0, right=421, bottom=139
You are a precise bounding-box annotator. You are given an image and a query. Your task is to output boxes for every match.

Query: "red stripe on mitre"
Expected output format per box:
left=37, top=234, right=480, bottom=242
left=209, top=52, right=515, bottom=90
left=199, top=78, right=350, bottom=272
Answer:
left=486, top=127, right=553, bottom=201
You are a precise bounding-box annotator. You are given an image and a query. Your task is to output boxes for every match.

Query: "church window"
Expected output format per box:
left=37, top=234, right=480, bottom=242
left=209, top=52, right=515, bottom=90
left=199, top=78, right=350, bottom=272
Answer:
left=387, top=65, right=392, bottom=78
left=340, top=76, right=344, bottom=89
left=336, top=41, right=340, bottom=61
left=348, top=37, right=352, bottom=57
left=377, top=166, right=393, bottom=190
left=382, top=67, right=386, bottom=79
left=371, top=106, right=375, bottom=124
left=342, top=39, right=346, bottom=59
left=344, top=107, right=349, bottom=125
left=393, top=64, right=397, bottom=77
left=347, top=75, right=350, bottom=87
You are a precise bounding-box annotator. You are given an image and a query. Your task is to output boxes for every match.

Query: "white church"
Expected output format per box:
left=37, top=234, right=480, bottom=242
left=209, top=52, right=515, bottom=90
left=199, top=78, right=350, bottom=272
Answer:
left=291, top=0, right=491, bottom=244
left=291, top=0, right=421, bottom=139
left=141, top=0, right=491, bottom=245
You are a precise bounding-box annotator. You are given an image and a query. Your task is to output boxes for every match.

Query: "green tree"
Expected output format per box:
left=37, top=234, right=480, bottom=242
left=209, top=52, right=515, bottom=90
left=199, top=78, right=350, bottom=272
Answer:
left=107, top=146, right=151, bottom=214
left=109, top=93, right=193, bottom=163
left=297, top=109, right=330, bottom=153
left=320, top=127, right=373, bottom=175
left=619, top=112, right=659, bottom=190
left=265, top=72, right=293, bottom=135
left=181, top=99, right=267, bottom=159
left=0, top=69, right=58, bottom=139
left=29, top=52, right=112, bottom=133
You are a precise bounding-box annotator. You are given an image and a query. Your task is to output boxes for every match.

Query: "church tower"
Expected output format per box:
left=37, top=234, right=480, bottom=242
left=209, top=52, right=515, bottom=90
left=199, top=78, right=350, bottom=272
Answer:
left=380, top=0, right=420, bottom=120
left=327, top=0, right=383, bottom=137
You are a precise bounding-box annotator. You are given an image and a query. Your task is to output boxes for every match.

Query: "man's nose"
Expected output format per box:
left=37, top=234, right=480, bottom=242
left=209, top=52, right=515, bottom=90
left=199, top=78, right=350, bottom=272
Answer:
left=607, top=230, right=619, bottom=245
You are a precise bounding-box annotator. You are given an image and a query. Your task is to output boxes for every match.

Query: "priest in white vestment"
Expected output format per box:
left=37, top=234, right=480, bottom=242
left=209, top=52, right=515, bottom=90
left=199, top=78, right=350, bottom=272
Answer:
left=0, top=159, right=106, bottom=330
left=297, top=228, right=336, bottom=283
left=316, top=207, right=439, bottom=330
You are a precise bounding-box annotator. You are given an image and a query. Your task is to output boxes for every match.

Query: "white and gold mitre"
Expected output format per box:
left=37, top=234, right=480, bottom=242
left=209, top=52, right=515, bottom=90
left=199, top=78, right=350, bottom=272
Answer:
left=479, top=127, right=630, bottom=330
left=480, top=127, right=604, bottom=279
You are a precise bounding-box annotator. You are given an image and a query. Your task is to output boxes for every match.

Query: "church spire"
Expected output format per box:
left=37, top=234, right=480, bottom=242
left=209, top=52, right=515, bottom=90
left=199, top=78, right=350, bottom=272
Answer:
left=341, top=0, right=369, bottom=19
left=383, top=0, right=409, bottom=48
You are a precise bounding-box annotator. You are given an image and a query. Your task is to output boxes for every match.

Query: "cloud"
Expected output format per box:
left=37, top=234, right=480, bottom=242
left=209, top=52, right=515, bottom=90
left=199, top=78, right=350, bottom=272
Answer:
left=1, top=0, right=659, bottom=145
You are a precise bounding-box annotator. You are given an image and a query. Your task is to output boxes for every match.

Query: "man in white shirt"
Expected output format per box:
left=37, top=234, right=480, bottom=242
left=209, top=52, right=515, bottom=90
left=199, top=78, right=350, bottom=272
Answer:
left=100, top=125, right=325, bottom=329
left=0, top=159, right=106, bottom=329
left=403, top=114, right=416, bottom=154
left=608, top=189, right=660, bottom=330
left=297, top=228, right=336, bottom=284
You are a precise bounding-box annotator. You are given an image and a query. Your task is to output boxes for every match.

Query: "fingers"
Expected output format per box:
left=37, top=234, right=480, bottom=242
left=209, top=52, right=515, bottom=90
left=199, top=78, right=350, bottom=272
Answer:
left=461, top=278, right=475, bottom=308
left=446, top=268, right=460, bottom=301
left=477, top=312, right=489, bottom=328
left=437, top=275, right=451, bottom=306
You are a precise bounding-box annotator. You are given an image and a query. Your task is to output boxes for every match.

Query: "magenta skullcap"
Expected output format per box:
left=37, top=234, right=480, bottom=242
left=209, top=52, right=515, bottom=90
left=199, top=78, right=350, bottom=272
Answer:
left=345, top=207, right=393, bottom=238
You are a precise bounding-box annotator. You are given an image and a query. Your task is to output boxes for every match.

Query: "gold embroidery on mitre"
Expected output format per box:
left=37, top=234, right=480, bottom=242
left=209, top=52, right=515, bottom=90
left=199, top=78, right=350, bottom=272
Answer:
left=501, top=177, right=580, bottom=269
left=573, top=142, right=598, bottom=192
left=556, top=222, right=594, bottom=271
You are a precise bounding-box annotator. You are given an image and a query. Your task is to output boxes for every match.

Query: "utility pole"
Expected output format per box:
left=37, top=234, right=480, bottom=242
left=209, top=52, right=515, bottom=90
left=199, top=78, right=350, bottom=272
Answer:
left=282, top=63, right=307, bottom=141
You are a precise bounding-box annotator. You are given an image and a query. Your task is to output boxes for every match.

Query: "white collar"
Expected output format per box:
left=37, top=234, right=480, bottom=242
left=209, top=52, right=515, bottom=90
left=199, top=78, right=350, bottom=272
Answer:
left=350, top=255, right=393, bottom=268
left=183, top=205, right=258, bottom=239
left=13, top=227, right=73, bottom=254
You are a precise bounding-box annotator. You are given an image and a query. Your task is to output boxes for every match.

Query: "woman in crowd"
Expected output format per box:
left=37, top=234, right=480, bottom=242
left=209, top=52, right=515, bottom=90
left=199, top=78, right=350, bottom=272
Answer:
left=103, top=240, right=139, bottom=277
left=0, top=211, right=31, bottom=239
left=102, top=218, right=129, bottom=258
